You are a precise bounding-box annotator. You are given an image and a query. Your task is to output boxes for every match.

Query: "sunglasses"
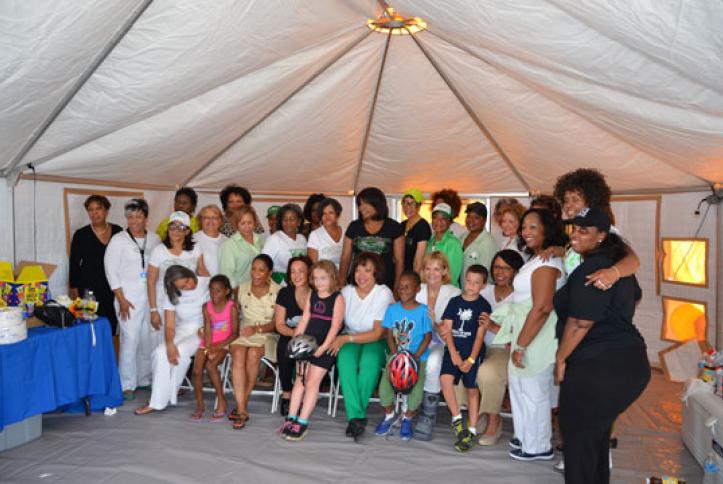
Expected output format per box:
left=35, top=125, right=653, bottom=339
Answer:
left=168, top=224, right=188, bottom=232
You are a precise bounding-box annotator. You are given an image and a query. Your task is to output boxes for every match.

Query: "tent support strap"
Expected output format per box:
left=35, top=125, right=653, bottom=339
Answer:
left=353, top=31, right=392, bottom=194
left=181, top=28, right=373, bottom=187
left=1, top=0, right=154, bottom=178
left=406, top=30, right=531, bottom=193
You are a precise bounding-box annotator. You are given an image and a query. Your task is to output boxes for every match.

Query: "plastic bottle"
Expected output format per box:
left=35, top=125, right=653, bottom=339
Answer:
left=703, top=450, right=719, bottom=484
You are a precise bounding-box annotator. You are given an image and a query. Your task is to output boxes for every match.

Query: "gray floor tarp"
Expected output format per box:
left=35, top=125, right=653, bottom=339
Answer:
left=0, top=371, right=701, bottom=483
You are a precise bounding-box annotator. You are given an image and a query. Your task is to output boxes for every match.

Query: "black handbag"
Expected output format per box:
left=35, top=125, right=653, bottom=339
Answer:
left=33, top=300, right=76, bottom=328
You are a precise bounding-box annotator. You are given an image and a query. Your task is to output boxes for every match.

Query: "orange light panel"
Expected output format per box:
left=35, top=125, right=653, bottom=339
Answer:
left=662, top=239, right=707, bottom=286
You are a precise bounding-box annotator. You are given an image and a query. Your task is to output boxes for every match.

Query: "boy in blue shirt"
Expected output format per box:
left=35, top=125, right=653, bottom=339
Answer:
left=375, top=271, right=433, bottom=440
left=440, top=265, right=491, bottom=452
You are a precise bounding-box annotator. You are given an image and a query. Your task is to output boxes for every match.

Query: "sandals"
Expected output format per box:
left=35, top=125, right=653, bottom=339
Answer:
left=133, top=406, right=155, bottom=416
left=229, top=408, right=249, bottom=429
left=210, top=411, right=226, bottom=423
left=191, top=409, right=204, bottom=421
left=229, top=409, right=249, bottom=422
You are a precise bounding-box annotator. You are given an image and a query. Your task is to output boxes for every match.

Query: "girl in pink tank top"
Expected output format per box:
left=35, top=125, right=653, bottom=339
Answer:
left=191, top=275, right=239, bottom=422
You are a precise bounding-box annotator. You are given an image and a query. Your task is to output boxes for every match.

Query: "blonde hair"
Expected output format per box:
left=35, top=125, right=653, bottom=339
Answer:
left=233, top=205, right=259, bottom=228
left=311, top=260, right=340, bottom=293
left=199, top=205, right=223, bottom=220
left=420, top=251, right=451, bottom=285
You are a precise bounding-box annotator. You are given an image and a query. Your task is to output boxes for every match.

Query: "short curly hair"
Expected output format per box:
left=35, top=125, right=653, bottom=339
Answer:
left=493, top=198, right=526, bottom=226
left=431, top=189, right=462, bottom=218
left=553, top=168, right=611, bottom=211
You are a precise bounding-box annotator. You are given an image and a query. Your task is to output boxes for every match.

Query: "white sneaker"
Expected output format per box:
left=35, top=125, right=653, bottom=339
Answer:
left=554, top=459, right=564, bottom=473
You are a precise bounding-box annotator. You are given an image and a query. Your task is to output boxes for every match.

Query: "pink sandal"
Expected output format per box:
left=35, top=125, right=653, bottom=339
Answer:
left=190, top=409, right=204, bottom=421
left=210, top=411, right=226, bottom=423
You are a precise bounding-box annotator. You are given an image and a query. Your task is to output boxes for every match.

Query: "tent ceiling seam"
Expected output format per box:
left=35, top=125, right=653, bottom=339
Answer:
left=408, top=30, right=531, bottom=193
left=352, top=30, right=392, bottom=193
left=543, top=0, right=723, bottom=97
left=426, top=28, right=714, bottom=188
left=1, top=0, right=154, bottom=178
left=21, top=24, right=368, bottom=172
left=182, top=29, right=374, bottom=187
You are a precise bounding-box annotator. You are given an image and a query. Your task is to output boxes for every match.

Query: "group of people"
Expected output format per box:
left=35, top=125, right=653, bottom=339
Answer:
left=68, top=168, right=651, bottom=484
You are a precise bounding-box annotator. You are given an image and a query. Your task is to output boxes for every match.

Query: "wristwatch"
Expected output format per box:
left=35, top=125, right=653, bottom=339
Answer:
left=514, top=345, right=527, bottom=353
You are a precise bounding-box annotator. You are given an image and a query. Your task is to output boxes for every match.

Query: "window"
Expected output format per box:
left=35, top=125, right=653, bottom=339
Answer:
left=661, top=297, right=707, bottom=343
left=661, top=238, right=708, bottom=287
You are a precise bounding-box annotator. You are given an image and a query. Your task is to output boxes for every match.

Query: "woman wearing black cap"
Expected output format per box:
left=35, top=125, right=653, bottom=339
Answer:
left=460, top=201, right=498, bottom=290
left=554, top=207, right=650, bottom=484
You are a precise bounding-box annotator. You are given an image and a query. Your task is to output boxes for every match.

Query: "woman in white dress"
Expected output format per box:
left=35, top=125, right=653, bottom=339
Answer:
left=134, top=266, right=209, bottom=415
left=104, top=199, right=161, bottom=401
left=307, top=198, right=343, bottom=268
left=193, top=205, right=227, bottom=277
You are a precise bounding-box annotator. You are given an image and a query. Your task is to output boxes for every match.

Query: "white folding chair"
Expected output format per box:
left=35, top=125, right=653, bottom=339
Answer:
left=221, top=354, right=281, bottom=413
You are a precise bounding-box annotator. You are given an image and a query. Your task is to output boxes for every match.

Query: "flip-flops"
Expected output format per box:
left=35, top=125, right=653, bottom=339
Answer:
left=210, top=411, right=226, bottom=423
left=191, top=410, right=204, bottom=421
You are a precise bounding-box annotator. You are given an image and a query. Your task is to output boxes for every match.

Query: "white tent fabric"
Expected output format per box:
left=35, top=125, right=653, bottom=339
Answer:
left=1, top=0, right=722, bottom=194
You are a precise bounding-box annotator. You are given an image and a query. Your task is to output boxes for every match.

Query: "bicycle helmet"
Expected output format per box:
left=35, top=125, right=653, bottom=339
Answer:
left=388, top=350, right=419, bottom=394
left=286, top=334, right=318, bottom=360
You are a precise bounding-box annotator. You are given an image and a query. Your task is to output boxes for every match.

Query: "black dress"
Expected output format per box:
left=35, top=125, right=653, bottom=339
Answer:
left=69, top=224, right=123, bottom=333
left=305, top=290, right=340, bottom=370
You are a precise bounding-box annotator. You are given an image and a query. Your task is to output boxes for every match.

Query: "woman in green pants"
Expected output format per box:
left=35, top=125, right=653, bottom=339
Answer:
left=329, top=252, right=394, bottom=439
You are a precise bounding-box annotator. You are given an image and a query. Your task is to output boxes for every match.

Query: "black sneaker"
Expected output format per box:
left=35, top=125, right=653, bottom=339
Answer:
left=285, top=422, right=308, bottom=441
left=345, top=421, right=354, bottom=437
left=509, top=437, right=522, bottom=450
left=509, top=447, right=554, bottom=461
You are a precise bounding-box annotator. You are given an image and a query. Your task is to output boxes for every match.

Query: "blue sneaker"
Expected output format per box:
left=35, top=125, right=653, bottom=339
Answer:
left=375, top=415, right=395, bottom=436
left=399, top=417, right=413, bottom=441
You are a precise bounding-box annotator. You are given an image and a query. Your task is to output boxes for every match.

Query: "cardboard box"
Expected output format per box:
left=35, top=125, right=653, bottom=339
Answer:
left=0, top=260, right=57, bottom=308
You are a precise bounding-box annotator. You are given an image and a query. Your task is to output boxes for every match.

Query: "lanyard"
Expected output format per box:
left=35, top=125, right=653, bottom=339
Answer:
left=127, top=229, right=148, bottom=269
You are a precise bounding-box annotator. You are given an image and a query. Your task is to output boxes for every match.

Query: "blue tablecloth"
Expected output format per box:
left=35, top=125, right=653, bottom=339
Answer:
left=0, top=317, right=123, bottom=431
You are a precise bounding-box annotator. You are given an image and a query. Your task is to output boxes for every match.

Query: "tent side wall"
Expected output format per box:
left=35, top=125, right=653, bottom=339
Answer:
left=0, top=177, right=14, bottom=263
left=9, top=179, right=355, bottom=301
left=8, top=181, right=721, bottom=367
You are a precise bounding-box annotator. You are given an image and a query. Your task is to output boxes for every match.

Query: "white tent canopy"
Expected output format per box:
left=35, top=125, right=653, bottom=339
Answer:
left=1, top=0, right=722, bottom=194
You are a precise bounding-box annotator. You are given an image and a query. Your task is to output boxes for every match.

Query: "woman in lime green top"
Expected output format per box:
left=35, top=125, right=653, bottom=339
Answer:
left=219, top=206, right=264, bottom=297
left=427, top=203, right=463, bottom=288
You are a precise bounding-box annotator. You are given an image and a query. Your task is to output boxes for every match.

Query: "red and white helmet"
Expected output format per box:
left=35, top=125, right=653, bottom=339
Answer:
left=388, top=350, right=419, bottom=394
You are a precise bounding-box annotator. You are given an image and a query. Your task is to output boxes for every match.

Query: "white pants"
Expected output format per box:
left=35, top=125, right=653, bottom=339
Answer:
left=148, top=326, right=201, bottom=410
left=509, top=365, right=554, bottom=454
left=117, top=297, right=153, bottom=391
left=423, top=343, right=444, bottom=394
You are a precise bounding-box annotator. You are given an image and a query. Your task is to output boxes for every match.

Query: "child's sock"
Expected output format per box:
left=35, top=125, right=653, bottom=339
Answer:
left=452, top=414, right=462, bottom=422
left=287, top=415, right=298, bottom=422
left=469, top=426, right=477, bottom=435
left=297, top=417, right=309, bottom=425
left=384, top=412, right=395, bottom=421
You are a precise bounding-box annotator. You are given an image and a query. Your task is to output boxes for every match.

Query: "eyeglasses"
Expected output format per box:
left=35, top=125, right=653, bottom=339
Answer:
left=168, top=224, right=188, bottom=232
left=492, top=265, right=513, bottom=272
left=401, top=200, right=418, bottom=207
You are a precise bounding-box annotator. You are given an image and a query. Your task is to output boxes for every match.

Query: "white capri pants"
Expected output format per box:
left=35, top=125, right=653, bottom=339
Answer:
left=423, top=342, right=445, bottom=394
left=117, top=295, right=153, bottom=392
left=148, top=325, right=201, bottom=410
left=509, top=364, right=555, bottom=455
